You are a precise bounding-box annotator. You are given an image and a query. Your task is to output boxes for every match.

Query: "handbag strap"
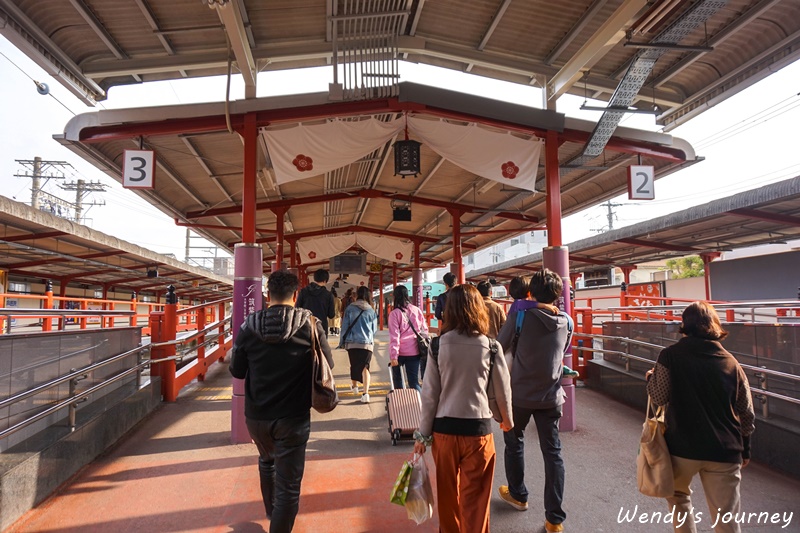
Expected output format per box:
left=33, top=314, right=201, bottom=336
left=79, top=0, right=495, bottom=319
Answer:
left=486, top=340, right=497, bottom=394
left=510, top=310, right=525, bottom=358
left=401, top=307, right=424, bottom=340
left=342, top=308, right=366, bottom=343
left=645, top=396, right=667, bottom=423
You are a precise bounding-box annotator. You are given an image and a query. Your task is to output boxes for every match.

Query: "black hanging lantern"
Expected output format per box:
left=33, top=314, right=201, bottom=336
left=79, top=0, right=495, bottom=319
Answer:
left=394, top=116, right=421, bottom=177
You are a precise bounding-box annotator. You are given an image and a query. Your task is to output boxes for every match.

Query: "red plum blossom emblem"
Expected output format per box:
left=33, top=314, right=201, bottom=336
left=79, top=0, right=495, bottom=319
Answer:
left=501, top=161, right=519, bottom=179
left=307, top=251, right=317, bottom=259
left=395, top=252, right=403, bottom=260
left=293, top=154, right=314, bottom=172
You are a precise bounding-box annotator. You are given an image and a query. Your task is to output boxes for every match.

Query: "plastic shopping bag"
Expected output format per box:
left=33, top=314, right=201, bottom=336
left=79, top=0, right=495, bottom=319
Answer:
left=390, top=459, right=413, bottom=506
left=405, top=453, right=434, bottom=524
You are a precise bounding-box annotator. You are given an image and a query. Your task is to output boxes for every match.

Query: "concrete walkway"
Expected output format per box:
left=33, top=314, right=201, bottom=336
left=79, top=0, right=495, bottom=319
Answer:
left=6, top=331, right=800, bottom=532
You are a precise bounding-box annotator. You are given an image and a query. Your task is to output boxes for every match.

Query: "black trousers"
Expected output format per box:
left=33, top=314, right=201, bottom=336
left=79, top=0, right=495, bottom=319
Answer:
left=246, top=413, right=311, bottom=533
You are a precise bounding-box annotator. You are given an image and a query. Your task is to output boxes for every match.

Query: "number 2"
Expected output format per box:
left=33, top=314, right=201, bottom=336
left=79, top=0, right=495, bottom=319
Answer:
left=635, top=171, right=650, bottom=193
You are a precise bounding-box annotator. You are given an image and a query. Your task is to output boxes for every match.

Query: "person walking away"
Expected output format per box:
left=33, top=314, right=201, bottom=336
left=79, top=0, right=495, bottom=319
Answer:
left=414, top=284, right=513, bottom=533
left=477, top=280, right=506, bottom=338
left=229, top=270, right=334, bottom=533
left=506, top=275, right=579, bottom=379
left=646, top=301, right=755, bottom=533
left=496, top=268, right=573, bottom=533
left=388, top=284, right=429, bottom=392
left=295, top=268, right=336, bottom=336
left=338, top=285, right=378, bottom=403
left=434, top=272, right=457, bottom=329
left=330, top=288, right=342, bottom=335
left=342, top=288, right=355, bottom=316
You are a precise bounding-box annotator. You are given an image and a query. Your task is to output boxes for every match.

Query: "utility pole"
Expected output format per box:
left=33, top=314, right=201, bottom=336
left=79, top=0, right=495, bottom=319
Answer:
left=591, top=200, right=625, bottom=233
left=14, top=157, right=71, bottom=211
left=60, top=179, right=106, bottom=223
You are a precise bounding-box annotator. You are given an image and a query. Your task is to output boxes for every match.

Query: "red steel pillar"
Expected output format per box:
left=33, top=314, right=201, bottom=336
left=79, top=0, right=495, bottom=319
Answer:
left=412, top=240, right=423, bottom=309
left=700, top=252, right=722, bottom=300
left=271, top=207, right=286, bottom=273
left=377, top=273, right=384, bottom=331
left=231, top=111, right=263, bottom=444
left=287, top=237, right=299, bottom=277
left=392, top=262, right=398, bottom=288
left=57, top=280, right=67, bottom=330
left=43, top=280, right=54, bottom=332
left=542, top=129, right=575, bottom=431
left=449, top=208, right=464, bottom=284
left=162, top=285, right=179, bottom=402
left=130, top=290, right=138, bottom=327
left=620, top=265, right=637, bottom=285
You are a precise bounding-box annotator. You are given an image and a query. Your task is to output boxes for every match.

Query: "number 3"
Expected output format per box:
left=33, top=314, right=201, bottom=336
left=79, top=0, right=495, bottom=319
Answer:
left=129, top=157, right=147, bottom=182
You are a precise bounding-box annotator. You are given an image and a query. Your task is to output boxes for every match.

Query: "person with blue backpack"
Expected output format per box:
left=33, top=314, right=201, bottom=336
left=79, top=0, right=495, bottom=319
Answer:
left=495, top=269, right=574, bottom=533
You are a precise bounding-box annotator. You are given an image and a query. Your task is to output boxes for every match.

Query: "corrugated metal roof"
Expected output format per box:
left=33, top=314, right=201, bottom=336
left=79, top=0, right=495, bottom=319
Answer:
left=2, top=0, right=797, bottom=128
left=466, top=176, right=800, bottom=280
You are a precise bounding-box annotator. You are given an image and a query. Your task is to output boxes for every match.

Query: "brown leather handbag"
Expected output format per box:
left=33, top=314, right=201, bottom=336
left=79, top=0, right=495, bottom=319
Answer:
left=309, top=316, right=339, bottom=413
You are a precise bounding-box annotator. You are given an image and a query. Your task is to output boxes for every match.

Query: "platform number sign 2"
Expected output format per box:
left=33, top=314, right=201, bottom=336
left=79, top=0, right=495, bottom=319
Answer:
left=627, top=165, right=655, bottom=200
left=123, top=150, right=156, bottom=189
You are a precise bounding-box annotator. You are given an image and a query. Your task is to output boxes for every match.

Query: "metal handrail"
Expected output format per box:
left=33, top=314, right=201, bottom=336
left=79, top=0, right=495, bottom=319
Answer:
left=177, top=297, right=231, bottom=315
left=0, top=362, right=150, bottom=440
left=0, top=344, right=151, bottom=410
left=573, top=332, right=800, bottom=411
left=0, top=308, right=136, bottom=316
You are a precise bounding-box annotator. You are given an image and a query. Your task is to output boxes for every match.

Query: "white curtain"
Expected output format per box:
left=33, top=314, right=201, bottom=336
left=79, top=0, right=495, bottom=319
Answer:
left=263, top=117, right=403, bottom=184
left=297, top=234, right=356, bottom=263
left=408, top=116, right=542, bottom=192
left=356, top=234, right=413, bottom=263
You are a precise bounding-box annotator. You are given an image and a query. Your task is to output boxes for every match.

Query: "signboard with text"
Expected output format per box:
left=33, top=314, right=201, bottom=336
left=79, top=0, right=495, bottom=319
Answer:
left=123, top=149, right=156, bottom=189
left=627, top=165, right=655, bottom=200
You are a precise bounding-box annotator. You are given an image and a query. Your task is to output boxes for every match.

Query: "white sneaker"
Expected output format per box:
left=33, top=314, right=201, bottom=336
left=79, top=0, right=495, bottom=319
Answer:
left=350, top=384, right=359, bottom=394
left=361, top=393, right=370, bottom=403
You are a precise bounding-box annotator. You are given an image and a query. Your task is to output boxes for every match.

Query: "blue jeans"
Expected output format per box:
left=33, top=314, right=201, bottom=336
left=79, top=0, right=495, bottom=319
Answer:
left=391, top=355, right=421, bottom=392
left=503, top=405, right=566, bottom=525
left=246, top=413, right=311, bottom=533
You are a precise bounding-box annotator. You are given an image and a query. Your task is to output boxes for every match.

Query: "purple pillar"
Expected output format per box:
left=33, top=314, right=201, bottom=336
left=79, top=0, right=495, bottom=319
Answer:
left=232, top=243, right=263, bottom=443
left=542, top=245, right=575, bottom=432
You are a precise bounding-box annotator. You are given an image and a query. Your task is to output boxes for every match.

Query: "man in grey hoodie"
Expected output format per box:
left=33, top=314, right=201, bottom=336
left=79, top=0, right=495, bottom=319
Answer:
left=230, top=270, right=334, bottom=532
left=495, top=268, right=573, bottom=533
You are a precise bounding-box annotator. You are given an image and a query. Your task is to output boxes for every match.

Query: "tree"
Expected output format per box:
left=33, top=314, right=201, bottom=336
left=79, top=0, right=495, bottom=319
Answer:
left=665, top=255, right=704, bottom=279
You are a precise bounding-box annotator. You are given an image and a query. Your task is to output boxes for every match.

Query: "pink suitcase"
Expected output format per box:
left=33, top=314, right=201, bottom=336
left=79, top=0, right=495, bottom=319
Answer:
left=386, top=366, right=421, bottom=446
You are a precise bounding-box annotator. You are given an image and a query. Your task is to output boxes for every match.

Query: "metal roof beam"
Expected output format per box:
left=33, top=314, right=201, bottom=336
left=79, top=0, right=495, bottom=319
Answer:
left=214, top=1, right=257, bottom=98
left=2, top=230, right=67, bottom=242
left=660, top=29, right=800, bottom=130
left=6, top=250, right=127, bottom=269
left=478, top=0, right=512, bottom=51
left=545, top=0, right=609, bottom=65
left=728, top=208, right=800, bottom=227
left=546, top=0, right=647, bottom=101
left=652, top=0, right=784, bottom=88
left=0, top=0, right=105, bottom=103
left=133, top=0, right=187, bottom=77
left=615, top=237, right=698, bottom=252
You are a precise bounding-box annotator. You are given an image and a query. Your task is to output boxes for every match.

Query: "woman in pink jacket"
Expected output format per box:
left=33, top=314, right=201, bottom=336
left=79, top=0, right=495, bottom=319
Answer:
left=388, top=284, right=429, bottom=391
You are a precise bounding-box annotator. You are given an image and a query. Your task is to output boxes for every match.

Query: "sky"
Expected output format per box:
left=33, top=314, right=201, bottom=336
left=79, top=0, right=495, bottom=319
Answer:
left=1, top=34, right=799, bottom=264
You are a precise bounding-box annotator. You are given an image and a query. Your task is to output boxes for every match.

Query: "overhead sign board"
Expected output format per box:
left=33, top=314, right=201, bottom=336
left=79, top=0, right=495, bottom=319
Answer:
left=627, top=165, right=655, bottom=200
left=123, top=150, right=156, bottom=189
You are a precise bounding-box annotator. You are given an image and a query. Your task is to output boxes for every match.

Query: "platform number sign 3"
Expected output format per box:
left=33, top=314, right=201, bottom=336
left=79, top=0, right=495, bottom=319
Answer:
left=123, top=150, right=156, bottom=189
left=627, top=165, right=655, bottom=200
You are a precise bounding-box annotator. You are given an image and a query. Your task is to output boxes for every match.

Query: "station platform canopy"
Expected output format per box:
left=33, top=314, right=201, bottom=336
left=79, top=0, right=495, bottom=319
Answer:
left=466, top=175, right=800, bottom=281
left=55, top=82, right=698, bottom=272
left=1, top=0, right=798, bottom=132
left=0, top=196, right=232, bottom=300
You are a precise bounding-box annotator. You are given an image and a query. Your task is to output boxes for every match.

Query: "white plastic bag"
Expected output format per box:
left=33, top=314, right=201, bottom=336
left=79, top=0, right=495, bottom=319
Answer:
left=405, top=453, right=434, bottom=525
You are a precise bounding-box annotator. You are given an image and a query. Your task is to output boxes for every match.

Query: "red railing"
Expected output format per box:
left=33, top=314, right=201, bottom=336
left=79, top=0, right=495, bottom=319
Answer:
left=149, top=292, right=232, bottom=402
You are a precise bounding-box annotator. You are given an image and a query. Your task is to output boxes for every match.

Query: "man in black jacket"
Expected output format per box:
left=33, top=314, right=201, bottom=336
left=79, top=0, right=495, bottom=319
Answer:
left=230, top=270, right=334, bottom=532
left=295, top=269, right=336, bottom=336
